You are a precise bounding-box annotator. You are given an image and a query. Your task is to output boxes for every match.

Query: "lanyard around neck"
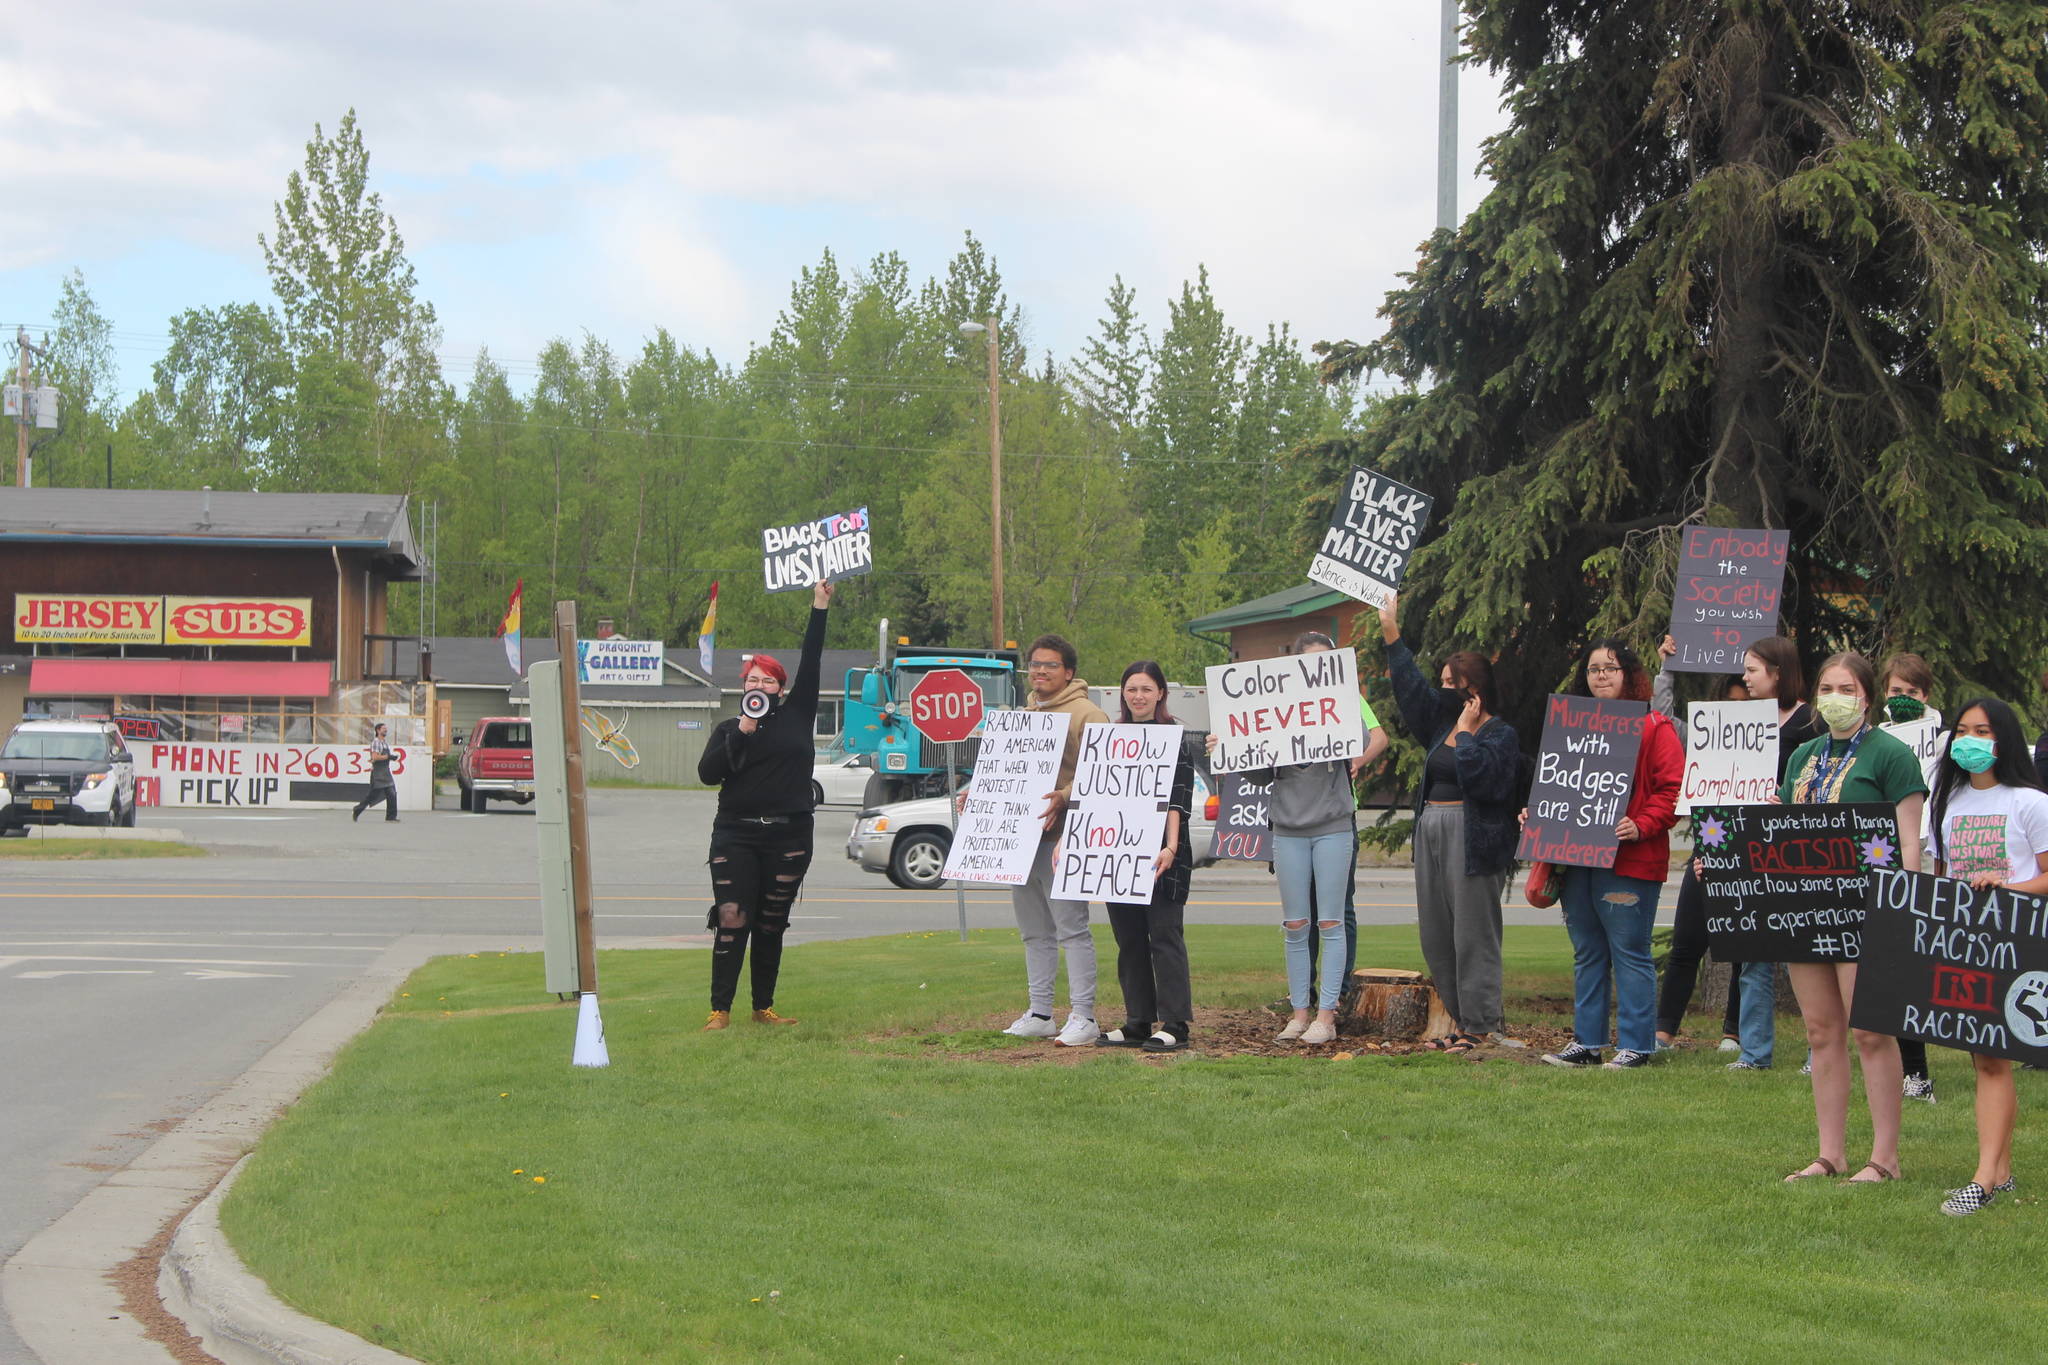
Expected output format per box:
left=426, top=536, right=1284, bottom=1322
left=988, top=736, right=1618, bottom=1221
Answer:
left=1808, top=726, right=1867, bottom=800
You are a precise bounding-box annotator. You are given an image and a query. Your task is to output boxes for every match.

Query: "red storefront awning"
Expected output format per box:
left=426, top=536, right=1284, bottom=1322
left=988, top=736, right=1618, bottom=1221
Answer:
left=28, top=659, right=335, bottom=699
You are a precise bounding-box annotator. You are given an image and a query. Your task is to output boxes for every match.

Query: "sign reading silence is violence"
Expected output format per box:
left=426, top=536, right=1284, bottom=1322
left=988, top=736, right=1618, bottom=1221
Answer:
left=1852, top=869, right=2048, bottom=1064
left=1664, top=526, right=1790, bottom=673
left=1204, top=650, right=1364, bottom=775
left=1695, top=802, right=1903, bottom=962
left=1516, top=696, right=1648, bottom=868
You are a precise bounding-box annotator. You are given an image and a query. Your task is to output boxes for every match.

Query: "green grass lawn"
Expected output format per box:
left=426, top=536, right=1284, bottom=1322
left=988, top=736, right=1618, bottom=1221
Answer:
left=0, top=837, right=205, bottom=859
left=222, top=927, right=2046, bottom=1364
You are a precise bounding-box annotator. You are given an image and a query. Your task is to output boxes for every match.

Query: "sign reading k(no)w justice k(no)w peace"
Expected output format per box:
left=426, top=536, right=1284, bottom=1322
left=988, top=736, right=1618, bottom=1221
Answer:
left=761, top=506, right=873, bottom=593
left=1305, top=466, right=1434, bottom=609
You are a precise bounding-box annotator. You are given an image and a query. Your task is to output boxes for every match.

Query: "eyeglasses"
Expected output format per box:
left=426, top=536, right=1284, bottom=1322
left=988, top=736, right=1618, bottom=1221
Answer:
left=1025, top=661, right=1066, bottom=673
left=1586, top=664, right=1624, bottom=676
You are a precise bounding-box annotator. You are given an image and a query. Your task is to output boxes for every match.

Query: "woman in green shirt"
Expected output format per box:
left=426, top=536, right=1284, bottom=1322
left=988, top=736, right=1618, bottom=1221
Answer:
left=1780, top=652, right=1926, bottom=1184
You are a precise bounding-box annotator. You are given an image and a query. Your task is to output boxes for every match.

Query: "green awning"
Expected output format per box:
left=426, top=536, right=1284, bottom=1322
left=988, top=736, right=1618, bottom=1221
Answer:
left=1185, top=583, right=1349, bottom=633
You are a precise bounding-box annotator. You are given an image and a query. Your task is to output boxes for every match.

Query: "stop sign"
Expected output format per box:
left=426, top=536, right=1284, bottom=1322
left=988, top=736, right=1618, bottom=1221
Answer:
left=907, top=668, right=985, bottom=744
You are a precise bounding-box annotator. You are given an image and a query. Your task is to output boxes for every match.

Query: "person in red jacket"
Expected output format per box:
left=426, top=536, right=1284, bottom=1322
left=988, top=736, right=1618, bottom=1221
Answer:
left=1540, top=639, right=1683, bottom=1070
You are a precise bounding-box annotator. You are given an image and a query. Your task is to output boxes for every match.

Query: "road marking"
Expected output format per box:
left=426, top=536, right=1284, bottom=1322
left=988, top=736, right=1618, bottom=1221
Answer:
left=0, top=940, right=382, bottom=952
left=185, top=968, right=291, bottom=979
left=1, top=954, right=310, bottom=967
left=15, top=969, right=157, bottom=979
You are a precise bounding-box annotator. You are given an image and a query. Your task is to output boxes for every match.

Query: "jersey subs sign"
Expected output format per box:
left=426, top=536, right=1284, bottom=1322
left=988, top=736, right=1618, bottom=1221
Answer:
left=16, top=595, right=314, bottom=647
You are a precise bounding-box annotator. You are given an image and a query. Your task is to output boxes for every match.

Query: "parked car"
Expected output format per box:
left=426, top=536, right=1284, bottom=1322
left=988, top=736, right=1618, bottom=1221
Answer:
left=456, top=717, right=535, bottom=812
left=0, top=719, right=139, bottom=834
left=811, top=748, right=875, bottom=807
left=847, top=771, right=1217, bottom=891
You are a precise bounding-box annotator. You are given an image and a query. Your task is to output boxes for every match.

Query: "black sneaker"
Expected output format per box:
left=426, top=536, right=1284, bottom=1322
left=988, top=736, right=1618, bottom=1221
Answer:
left=1904, top=1072, right=1936, bottom=1103
left=1603, top=1048, right=1653, bottom=1069
left=1542, top=1042, right=1603, bottom=1068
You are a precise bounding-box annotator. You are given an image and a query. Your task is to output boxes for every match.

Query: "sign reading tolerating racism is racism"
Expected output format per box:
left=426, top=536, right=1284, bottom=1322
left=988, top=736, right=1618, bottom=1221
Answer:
left=1696, top=802, right=1903, bottom=962
left=1305, top=466, right=1434, bottom=608
left=1051, top=723, right=1181, bottom=902
left=1677, top=698, right=1779, bottom=813
left=1204, top=649, right=1364, bottom=775
left=761, top=506, right=873, bottom=593
left=1852, top=869, right=2048, bottom=1064
left=1665, top=526, right=1791, bottom=673
left=1516, top=696, right=1647, bottom=869
left=1207, top=772, right=1272, bottom=863
left=940, top=709, right=1069, bottom=886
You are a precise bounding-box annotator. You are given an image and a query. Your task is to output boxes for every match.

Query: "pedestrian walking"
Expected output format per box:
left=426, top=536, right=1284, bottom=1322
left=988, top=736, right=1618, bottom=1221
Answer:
left=351, top=723, right=399, bottom=823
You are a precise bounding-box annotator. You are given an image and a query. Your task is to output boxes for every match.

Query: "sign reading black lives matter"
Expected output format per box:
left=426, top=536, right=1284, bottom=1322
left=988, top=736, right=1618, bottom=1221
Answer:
left=1207, top=772, right=1272, bottom=863
left=1695, top=802, right=1901, bottom=962
left=1665, top=526, right=1791, bottom=673
left=1051, top=723, right=1181, bottom=902
left=1851, top=869, right=2048, bottom=1065
left=761, top=506, right=873, bottom=593
left=1516, top=696, right=1646, bottom=869
left=1306, top=466, right=1434, bottom=608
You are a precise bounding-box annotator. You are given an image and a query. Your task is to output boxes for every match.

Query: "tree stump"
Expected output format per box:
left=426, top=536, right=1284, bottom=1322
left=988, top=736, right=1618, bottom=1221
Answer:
left=1339, top=968, right=1456, bottom=1041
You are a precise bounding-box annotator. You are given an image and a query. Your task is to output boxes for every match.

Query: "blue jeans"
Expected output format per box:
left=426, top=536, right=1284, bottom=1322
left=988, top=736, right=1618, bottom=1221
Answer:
left=1735, top=961, right=1777, bottom=1066
left=1273, top=831, right=1351, bottom=1010
left=1560, top=866, right=1663, bottom=1053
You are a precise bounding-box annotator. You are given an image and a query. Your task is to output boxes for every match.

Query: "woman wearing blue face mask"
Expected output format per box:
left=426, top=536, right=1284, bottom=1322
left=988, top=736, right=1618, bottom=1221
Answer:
left=1924, top=698, right=2048, bottom=1214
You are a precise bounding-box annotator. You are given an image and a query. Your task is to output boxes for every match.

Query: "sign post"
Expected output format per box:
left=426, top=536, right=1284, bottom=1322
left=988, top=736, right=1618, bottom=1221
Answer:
left=554, top=600, right=606, bottom=1068
left=908, top=668, right=985, bottom=942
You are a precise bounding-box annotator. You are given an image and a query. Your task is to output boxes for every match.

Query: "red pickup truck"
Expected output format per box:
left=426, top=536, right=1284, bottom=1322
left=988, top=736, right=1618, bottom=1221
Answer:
left=457, top=717, right=535, bottom=812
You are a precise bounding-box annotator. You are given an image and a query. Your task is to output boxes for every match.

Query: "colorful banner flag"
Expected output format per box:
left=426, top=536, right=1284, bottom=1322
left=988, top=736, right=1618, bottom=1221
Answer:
left=499, top=579, right=523, bottom=676
left=697, top=581, right=718, bottom=677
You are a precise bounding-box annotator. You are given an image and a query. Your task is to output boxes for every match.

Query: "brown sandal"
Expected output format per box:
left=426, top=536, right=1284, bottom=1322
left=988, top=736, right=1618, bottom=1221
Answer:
left=1784, top=1157, right=1841, bottom=1182
left=1847, top=1161, right=1899, bottom=1183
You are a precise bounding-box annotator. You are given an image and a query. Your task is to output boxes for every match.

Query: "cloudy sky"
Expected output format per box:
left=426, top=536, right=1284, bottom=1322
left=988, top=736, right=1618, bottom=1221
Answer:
left=2, top=2, right=1510, bottom=398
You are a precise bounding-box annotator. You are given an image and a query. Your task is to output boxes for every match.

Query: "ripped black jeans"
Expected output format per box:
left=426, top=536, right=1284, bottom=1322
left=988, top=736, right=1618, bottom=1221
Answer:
left=707, top=815, right=815, bottom=1012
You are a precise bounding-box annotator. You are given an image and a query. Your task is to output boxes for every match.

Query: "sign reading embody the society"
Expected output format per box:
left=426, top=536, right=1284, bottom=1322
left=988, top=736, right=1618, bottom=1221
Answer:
left=1051, top=723, right=1181, bottom=902
left=761, top=506, right=873, bottom=593
left=1852, top=869, right=2048, bottom=1064
left=1305, top=466, right=1434, bottom=608
left=1678, top=698, right=1778, bottom=813
left=1695, top=802, right=1902, bottom=962
left=1204, top=649, right=1363, bottom=775
left=1516, top=696, right=1646, bottom=869
left=940, top=710, right=1069, bottom=886
left=1207, top=772, right=1272, bottom=863
left=1665, top=526, right=1791, bottom=673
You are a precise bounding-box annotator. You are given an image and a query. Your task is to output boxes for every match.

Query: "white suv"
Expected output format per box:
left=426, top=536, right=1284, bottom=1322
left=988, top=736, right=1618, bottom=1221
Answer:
left=0, top=720, right=139, bottom=834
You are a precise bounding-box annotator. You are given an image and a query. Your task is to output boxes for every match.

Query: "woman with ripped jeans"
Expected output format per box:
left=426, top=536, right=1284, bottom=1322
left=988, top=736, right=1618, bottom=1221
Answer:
left=695, top=578, right=834, bottom=1030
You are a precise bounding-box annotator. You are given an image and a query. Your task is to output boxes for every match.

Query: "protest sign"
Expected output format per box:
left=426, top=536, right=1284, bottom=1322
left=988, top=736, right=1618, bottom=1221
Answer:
left=1305, top=466, right=1434, bottom=608
left=761, top=506, right=873, bottom=593
left=576, top=638, right=664, bottom=687
left=1515, top=696, right=1647, bottom=869
left=1678, top=698, right=1779, bottom=813
left=1852, top=869, right=2048, bottom=1064
left=1207, top=772, right=1272, bottom=863
left=1051, top=723, right=1181, bottom=902
left=1204, top=649, right=1363, bottom=775
left=1696, top=802, right=1902, bottom=962
left=940, top=709, right=1067, bottom=886
left=1665, top=526, right=1791, bottom=673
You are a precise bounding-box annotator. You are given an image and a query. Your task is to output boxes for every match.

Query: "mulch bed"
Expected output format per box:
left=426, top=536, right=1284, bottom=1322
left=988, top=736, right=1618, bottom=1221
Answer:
left=940, top=1005, right=1580, bottom=1065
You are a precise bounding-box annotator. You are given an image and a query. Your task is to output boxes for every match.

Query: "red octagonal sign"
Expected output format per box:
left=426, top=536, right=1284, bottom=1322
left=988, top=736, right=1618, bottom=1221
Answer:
left=907, top=668, right=985, bottom=745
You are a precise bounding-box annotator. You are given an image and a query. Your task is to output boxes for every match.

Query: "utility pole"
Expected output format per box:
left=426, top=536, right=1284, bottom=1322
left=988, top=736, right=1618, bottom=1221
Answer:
left=1437, top=0, right=1459, bottom=232
left=984, top=316, right=1006, bottom=650
left=15, top=327, right=29, bottom=488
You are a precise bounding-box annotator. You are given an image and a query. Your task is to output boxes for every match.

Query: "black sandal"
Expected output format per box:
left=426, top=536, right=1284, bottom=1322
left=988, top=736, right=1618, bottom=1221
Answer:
left=1444, top=1033, right=1479, bottom=1054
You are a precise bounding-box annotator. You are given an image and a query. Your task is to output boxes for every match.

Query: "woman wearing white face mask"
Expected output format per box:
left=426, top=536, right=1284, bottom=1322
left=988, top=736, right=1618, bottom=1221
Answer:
left=1780, top=651, right=1926, bottom=1183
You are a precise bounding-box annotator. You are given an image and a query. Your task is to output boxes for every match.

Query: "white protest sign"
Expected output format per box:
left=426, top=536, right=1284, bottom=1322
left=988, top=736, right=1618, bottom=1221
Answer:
left=1051, top=723, right=1182, bottom=902
left=1305, top=466, right=1434, bottom=608
left=1882, top=717, right=1945, bottom=837
left=1679, top=698, right=1779, bottom=813
left=1204, top=649, right=1363, bottom=774
left=761, top=506, right=873, bottom=593
left=940, top=709, right=1068, bottom=886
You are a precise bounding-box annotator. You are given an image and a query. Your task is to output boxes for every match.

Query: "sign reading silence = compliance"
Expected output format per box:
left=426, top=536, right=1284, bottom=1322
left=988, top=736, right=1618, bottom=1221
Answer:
left=14, top=594, right=314, bottom=647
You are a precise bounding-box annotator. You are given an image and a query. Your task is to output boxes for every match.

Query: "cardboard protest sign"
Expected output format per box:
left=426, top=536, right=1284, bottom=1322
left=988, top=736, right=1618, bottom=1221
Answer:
left=1515, top=696, right=1647, bottom=869
left=1306, top=466, right=1434, bottom=608
left=1204, top=649, right=1363, bottom=775
left=1678, top=699, right=1779, bottom=813
left=1207, top=772, right=1272, bottom=863
left=761, top=506, right=873, bottom=593
left=1665, top=526, right=1791, bottom=673
left=940, top=710, right=1068, bottom=886
left=1852, top=869, right=2048, bottom=1064
left=1051, top=724, right=1180, bottom=902
left=1696, top=802, right=1902, bottom=962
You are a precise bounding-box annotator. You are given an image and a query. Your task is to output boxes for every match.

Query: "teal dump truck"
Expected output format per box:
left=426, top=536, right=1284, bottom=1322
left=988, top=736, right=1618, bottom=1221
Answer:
left=840, top=639, right=1021, bottom=807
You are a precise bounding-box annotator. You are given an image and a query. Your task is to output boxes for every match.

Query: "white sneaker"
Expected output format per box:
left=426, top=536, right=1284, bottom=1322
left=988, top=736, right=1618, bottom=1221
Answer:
left=1003, top=1012, right=1058, bottom=1039
left=1276, top=1016, right=1309, bottom=1042
left=1717, top=1037, right=1741, bottom=1052
left=1301, top=1018, right=1337, bottom=1045
left=1055, top=1014, right=1101, bottom=1047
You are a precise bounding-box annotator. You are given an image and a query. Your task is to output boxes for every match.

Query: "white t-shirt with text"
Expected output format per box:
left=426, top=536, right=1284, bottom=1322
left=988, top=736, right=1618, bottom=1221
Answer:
left=1927, top=781, right=2048, bottom=883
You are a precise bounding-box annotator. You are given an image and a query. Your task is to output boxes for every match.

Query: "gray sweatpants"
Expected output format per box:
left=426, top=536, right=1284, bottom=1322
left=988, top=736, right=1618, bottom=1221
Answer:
left=1414, top=803, right=1507, bottom=1034
left=1011, top=832, right=1096, bottom=1016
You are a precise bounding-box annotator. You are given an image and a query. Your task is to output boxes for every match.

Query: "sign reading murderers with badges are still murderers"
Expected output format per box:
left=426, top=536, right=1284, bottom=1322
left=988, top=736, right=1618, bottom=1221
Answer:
left=940, top=710, right=1068, bottom=886
left=575, top=638, right=665, bottom=687
left=1305, top=466, right=1434, bottom=608
left=1051, top=723, right=1181, bottom=902
left=1516, top=696, right=1647, bottom=869
left=1665, top=526, right=1791, bottom=673
left=1852, top=869, right=2048, bottom=1064
left=762, top=506, right=873, bottom=593
left=1208, top=772, right=1272, bottom=863
left=1204, top=649, right=1363, bottom=775
left=1678, top=698, right=1780, bottom=813
left=1696, top=802, right=1902, bottom=962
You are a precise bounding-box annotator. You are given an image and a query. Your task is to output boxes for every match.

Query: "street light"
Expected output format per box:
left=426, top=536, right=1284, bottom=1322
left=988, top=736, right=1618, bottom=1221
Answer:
left=958, top=318, right=1005, bottom=649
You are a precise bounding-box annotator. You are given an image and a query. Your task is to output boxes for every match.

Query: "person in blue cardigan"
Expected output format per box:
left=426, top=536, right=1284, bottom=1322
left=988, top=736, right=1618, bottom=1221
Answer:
left=1377, top=595, right=1523, bottom=1052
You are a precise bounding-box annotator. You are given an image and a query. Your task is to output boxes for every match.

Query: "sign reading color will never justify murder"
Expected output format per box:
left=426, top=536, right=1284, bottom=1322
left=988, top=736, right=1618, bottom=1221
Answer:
left=761, top=506, right=873, bottom=593
left=1203, top=649, right=1363, bottom=775
left=1696, top=802, right=1902, bottom=962
left=1852, top=869, right=2048, bottom=1064
left=1305, top=466, right=1434, bottom=608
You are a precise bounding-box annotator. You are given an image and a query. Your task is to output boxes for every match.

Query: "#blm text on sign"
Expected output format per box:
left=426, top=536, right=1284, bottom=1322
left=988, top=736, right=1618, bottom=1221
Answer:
left=1678, top=698, right=1779, bottom=813
left=1665, top=526, right=1790, bottom=673
left=1515, top=695, right=1647, bottom=869
left=762, top=506, right=873, bottom=593
left=1052, top=723, right=1181, bottom=902
left=940, top=709, right=1069, bottom=886
left=1852, top=869, right=2048, bottom=1064
left=1208, top=772, right=1272, bottom=863
left=1695, top=802, right=1901, bottom=962
left=1203, top=649, right=1363, bottom=775
left=1305, top=466, right=1434, bottom=609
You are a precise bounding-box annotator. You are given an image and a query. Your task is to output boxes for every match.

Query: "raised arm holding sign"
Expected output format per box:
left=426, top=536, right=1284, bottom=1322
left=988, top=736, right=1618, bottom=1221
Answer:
left=761, top=506, right=873, bottom=593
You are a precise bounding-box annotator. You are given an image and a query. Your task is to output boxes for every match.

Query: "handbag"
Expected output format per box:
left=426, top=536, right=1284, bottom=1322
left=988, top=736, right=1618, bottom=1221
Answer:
left=1522, top=860, right=1560, bottom=909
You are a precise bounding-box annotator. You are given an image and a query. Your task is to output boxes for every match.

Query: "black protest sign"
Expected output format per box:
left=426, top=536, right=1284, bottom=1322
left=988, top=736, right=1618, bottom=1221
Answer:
left=1305, top=466, right=1433, bottom=608
left=1206, top=773, right=1272, bottom=863
left=1665, top=526, right=1791, bottom=673
left=1515, top=696, right=1647, bottom=869
left=1852, top=869, right=2048, bottom=1064
left=1695, top=802, right=1902, bottom=962
left=762, top=506, right=873, bottom=593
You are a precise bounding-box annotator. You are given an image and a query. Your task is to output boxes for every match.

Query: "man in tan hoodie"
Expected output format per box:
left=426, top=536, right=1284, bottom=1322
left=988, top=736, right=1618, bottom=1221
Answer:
left=1004, top=632, right=1109, bottom=1046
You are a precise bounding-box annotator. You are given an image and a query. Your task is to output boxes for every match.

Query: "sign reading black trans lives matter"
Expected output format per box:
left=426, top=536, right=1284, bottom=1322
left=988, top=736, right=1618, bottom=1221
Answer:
left=1665, top=526, right=1790, bottom=673
left=762, top=506, right=873, bottom=593
left=1852, top=869, right=2048, bottom=1064
left=1306, top=466, right=1433, bottom=608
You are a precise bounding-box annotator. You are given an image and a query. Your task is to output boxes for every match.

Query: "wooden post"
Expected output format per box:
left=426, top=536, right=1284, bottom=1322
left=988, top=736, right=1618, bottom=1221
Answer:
left=984, top=315, right=1004, bottom=649
left=555, top=601, right=598, bottom=994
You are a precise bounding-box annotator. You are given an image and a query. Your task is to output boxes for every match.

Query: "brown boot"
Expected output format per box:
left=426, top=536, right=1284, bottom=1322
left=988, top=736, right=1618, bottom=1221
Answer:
left=701, top=1010, right=730, bottom=1031
left=752, top=1008, right=798, bottom=1026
